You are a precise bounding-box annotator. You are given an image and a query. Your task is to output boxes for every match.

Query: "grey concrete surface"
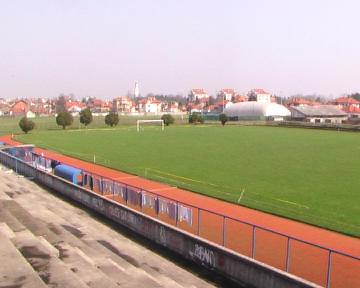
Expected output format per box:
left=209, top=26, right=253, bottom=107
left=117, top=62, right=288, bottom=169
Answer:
left=0, top=164, right=217, bottom=288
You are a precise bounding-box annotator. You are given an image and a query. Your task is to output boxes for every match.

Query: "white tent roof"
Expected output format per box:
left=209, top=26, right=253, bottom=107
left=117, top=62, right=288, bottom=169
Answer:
left=224, top=102, right=291, bottom=117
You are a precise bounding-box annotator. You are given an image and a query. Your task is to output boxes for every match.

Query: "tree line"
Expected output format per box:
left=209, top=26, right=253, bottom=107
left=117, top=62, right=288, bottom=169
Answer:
left=18, top=110, right=229, bottom=134
left=18, top=111, right=180, bottom=134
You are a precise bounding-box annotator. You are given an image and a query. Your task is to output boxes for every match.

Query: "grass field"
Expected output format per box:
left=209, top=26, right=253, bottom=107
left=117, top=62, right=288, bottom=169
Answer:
left=13, top=124, right=360, bottom=237
left=0, top=115, right=188, bottom=136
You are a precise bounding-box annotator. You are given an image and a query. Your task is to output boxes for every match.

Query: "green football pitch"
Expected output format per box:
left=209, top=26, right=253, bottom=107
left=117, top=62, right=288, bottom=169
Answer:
left=15, top=125, right=360, bottom=237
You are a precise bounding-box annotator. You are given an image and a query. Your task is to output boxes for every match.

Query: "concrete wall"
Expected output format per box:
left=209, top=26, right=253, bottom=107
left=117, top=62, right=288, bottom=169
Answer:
left=0, top=151, right=319, bottom=288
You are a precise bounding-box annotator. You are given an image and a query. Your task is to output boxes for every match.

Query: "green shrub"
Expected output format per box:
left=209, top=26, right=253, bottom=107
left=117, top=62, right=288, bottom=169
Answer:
left=189, top=113, right=204, bottom=124
left=105, top=112, right=119, bottom=127
left=161, top=114, right=175, bottom=126
left=56, top=112, right=73, bottom=129
left=19, top=117, right=35, bottom=134
left=219, top=113, right=228, bottom=126
left=79, top=108, right=93, bottom=127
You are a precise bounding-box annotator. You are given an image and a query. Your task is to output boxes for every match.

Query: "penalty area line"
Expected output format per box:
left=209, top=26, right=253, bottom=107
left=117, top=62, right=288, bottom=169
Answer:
left=276, top=199, right=309, bottom=209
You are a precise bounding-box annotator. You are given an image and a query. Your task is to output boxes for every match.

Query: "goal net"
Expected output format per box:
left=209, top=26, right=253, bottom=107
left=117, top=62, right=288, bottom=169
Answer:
left=136, top=120, right=164, bottom=132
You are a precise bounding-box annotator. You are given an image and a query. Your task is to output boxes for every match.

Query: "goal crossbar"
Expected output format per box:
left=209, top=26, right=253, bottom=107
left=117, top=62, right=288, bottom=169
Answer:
left=137, top=120, right=164, bottom=132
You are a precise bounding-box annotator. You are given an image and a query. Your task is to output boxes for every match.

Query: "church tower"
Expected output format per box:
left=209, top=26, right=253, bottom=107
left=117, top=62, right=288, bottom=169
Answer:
left=134, top=81, right=140, bottom=98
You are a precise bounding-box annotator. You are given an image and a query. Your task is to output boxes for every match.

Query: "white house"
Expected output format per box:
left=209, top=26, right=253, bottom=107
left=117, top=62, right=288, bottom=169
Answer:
left=66, top=101, right=86, bottom=115
left=189, top=88, right=209, bottom=102
left=139, top=97, right=162, bottom=114
left=218, top=89, right=236, bottom=101
left=113, top=96, right=136, bottom=113
left=248, top=89, right=271, bottom=103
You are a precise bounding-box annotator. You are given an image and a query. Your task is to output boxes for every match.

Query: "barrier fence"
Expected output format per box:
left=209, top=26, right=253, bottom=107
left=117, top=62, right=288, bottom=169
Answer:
left=82, top=170, right=360, bottom=288
left=1, top=151, right=359, bottom=288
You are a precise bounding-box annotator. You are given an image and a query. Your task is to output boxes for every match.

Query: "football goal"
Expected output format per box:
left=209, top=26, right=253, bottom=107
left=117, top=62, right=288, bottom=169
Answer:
left=136, top=120, right=164, bottom=132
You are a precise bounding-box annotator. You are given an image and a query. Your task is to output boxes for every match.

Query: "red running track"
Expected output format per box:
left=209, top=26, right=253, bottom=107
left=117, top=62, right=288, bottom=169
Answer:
left=2, top=135, right=359, bottom=287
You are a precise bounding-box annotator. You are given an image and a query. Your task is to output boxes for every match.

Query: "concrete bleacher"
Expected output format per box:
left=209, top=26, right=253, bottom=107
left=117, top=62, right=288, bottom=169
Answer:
left=0, top=164, right=216, bottom=288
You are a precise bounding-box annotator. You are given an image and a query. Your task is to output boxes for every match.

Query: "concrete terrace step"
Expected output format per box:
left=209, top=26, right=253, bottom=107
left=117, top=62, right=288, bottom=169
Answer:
left=11, top=190, right=165, bottom=287
left=1, top=199, right=61, bottom=245
left=0, top=200, right=26, bottom=233
left=2, top=198, right=135, bottom=287
left=49, top=222, right=164, bottom=288
left=0, top=166, right=215, bottom=288
left=54, top=241, right=126, bottom=288
left=13, top=228, right=90, bottom=288
left=20, top=184, right=210, bottom=288
left=25, top=196, right=187, bottom=288
left=0, top=224, right=48, bottom=288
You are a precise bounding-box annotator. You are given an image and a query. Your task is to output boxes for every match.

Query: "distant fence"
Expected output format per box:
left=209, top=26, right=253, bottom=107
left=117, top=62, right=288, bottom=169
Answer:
left=1, top=151, right=359, bottom=288
left=269, top=120, right=360, bottom=132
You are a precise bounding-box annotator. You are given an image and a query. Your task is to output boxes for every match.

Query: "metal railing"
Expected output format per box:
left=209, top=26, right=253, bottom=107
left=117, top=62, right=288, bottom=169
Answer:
left=1, top=151, right=359, bottom=288
left=83, top=170, right=360, bottom=288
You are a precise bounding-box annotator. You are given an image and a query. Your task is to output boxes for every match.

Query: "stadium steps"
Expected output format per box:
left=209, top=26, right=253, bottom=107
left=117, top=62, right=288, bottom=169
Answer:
left=4, top=186, right=166, bottom=288
left=53, top=241, right=126, bottom=288
left=0, top=168, right=213, bottom=288
left=11, top=180, right=188, bottom=288
left=39, top=210, right=171, bottom=288
left=0, top=200, right=26, bottom=232
left=12, top=228, right=90, bottom=288
left=0, top=223, right=48, bottom=288
left=40, top=201, right=192, bottom=288
left=0, top=199, right=127, bottom=288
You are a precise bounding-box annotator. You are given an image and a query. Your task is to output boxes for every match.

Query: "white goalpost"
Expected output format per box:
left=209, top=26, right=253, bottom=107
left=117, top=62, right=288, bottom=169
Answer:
left=136, top=120, right=164, bottom=132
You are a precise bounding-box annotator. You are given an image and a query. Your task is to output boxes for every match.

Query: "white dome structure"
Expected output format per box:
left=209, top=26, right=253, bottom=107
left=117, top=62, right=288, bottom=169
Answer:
left=224, top=102, right=291, bottom=120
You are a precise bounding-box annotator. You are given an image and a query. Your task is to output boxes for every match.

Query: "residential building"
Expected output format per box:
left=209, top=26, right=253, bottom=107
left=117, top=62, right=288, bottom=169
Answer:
left=29, top=98, right=53, bottom=116
left=187, top=103, right=203, bottom=113
left=218, top=89, right=236, bottom=101
left=188, top=88, right=209, bottom=102
left=66, top=101, right=86, bottom=115
left=214, top=100, right=233, bottom=112
left=9, top=100, right=29, bottom=117
left=333, top=97, right=360, bottom=109
left=138, top=97, right=162, bottom=114
left=248, top=89, right=271, bottom=103
left=163, top=101, right=180, bottom=113
left=341, top=105, right=360, bottom=118
left=113, top=96, right=136, bottom=113
left=0, top=103, right=10, bottom=116
left=232, top=95, right=248, bottom=103
left=286, top=98, right=314, bottom=107
left=86, top=98, right=110, bottom=113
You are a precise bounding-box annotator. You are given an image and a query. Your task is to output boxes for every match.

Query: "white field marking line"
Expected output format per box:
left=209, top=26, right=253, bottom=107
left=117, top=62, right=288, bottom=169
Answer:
left=147, top=167, right=233, bottom=190
left=237, top=188, right=245, bottom=203
left=150, top=174, right=235, bottom=197
left=249, top=197, right=358, bottom=229
left=147, top=168, right=213, bottom=185
left=275, top=199, right=310, bottom=209
left=244, top=196, right=310, bottom=212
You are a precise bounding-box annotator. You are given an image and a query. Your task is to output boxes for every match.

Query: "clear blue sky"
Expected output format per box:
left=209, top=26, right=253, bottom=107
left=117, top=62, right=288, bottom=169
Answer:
left=0, top=0, right=359, bottom=99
